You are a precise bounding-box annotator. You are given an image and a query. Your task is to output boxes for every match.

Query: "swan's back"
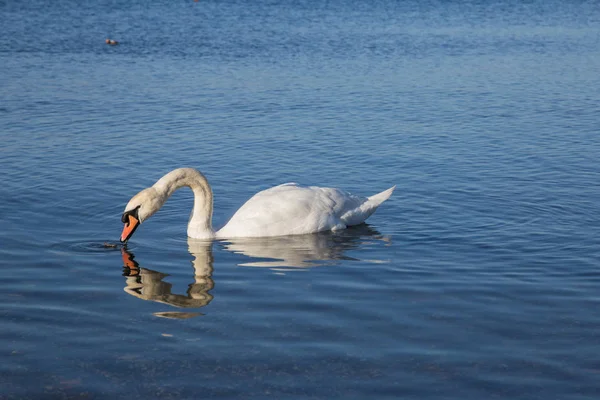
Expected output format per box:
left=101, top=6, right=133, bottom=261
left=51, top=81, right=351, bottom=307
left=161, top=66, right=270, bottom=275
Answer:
left=216, top=183, right=394, bottom=238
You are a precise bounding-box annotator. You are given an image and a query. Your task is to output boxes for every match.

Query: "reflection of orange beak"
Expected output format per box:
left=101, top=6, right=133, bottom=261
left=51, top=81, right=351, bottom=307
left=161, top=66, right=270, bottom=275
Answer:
left=121, top=248, right=138, bottom=268
left=120, top=214, right=140, bottom=242
left=121, top=248, right=140, bottom=276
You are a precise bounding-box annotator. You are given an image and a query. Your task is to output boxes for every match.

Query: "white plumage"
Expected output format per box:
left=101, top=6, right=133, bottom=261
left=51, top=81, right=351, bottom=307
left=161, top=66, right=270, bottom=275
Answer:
left=120, top=168, right=395, bottom=241
left=217, top=183, right=395, bottom=238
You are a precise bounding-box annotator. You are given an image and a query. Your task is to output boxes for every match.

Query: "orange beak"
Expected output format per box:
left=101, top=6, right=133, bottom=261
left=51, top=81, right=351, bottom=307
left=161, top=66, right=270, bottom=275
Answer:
left=120, top=214, right=140, bottom=242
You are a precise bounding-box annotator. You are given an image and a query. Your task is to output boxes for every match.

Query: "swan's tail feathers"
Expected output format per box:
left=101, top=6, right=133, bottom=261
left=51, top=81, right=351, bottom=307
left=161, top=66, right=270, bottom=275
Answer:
left=341, top=185, right=396, bottom=226
left=367, top=185, right=396, bottom=207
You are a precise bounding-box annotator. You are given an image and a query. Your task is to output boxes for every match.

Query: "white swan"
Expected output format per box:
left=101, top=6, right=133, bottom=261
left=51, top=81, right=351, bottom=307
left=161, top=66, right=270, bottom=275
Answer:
left=120, top=168, right=395, bottom=242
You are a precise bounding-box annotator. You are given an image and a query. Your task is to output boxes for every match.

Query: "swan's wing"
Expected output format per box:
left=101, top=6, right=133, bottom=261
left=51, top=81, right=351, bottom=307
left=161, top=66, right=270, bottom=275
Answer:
left=217, top=184, right=367, bottom=238
left=217, top=183, right=395, bottom=238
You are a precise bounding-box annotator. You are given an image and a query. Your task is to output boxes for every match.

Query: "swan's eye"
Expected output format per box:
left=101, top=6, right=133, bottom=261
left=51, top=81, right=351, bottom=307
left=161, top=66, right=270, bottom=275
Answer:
left=121, top=206, right=140, bottom=223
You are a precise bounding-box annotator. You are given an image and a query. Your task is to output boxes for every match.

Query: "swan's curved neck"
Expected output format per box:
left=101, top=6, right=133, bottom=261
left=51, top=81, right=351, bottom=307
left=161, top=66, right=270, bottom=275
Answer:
left=153, top=168, right=215, bottom=239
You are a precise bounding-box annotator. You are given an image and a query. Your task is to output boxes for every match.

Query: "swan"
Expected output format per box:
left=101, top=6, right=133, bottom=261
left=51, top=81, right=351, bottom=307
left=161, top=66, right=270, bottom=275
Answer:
left=120, top=168, right=395, bottom=242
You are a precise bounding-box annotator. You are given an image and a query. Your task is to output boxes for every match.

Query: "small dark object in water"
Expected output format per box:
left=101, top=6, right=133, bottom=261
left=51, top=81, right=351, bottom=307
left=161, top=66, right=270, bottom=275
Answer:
left=105, top=39, right=119, bottom=46
left=103, top=242, right=118, bottom=248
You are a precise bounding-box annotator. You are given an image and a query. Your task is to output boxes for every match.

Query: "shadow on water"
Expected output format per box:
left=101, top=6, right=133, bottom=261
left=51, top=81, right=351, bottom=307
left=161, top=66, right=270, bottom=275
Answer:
left=120, top=224, right=390, bottom=315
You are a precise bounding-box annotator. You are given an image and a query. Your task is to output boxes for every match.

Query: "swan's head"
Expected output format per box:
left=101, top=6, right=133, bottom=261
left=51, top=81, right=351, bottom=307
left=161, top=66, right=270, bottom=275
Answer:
left=120, top=187, right=163, bottom=242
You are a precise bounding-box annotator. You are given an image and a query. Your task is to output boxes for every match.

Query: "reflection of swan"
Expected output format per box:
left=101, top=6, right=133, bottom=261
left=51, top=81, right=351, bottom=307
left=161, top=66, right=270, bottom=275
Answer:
left=121, top=240, right=214, bottom=315
left=223, top=224, right=390, bottom=268
left=120, top=226, right=390, bottom=312
left=120, top=168, right=395, bottom=242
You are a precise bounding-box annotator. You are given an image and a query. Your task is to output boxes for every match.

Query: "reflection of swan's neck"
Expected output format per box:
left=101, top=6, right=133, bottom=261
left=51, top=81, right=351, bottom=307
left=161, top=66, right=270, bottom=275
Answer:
left=188, top=239, right=214, bottom=278
left=153, top=168, right=215, bottom=239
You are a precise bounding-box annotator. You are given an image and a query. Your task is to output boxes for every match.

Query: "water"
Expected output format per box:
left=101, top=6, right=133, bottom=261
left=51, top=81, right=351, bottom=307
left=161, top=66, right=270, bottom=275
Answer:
left=2, top=0, right=600, bottom=398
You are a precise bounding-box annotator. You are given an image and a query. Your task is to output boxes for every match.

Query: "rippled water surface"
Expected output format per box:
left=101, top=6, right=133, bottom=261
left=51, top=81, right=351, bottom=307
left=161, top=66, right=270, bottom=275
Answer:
left=2, top=0, right=600, bottom=398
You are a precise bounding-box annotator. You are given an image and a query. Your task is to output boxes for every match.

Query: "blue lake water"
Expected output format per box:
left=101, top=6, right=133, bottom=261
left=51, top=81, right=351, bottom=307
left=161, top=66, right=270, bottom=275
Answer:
left=2, top=0, right=600, bottom=398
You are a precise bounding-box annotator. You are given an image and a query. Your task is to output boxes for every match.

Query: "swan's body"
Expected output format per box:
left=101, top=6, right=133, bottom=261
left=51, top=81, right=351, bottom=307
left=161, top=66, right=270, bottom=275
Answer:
left=120, top=168, right=395, bottom=242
